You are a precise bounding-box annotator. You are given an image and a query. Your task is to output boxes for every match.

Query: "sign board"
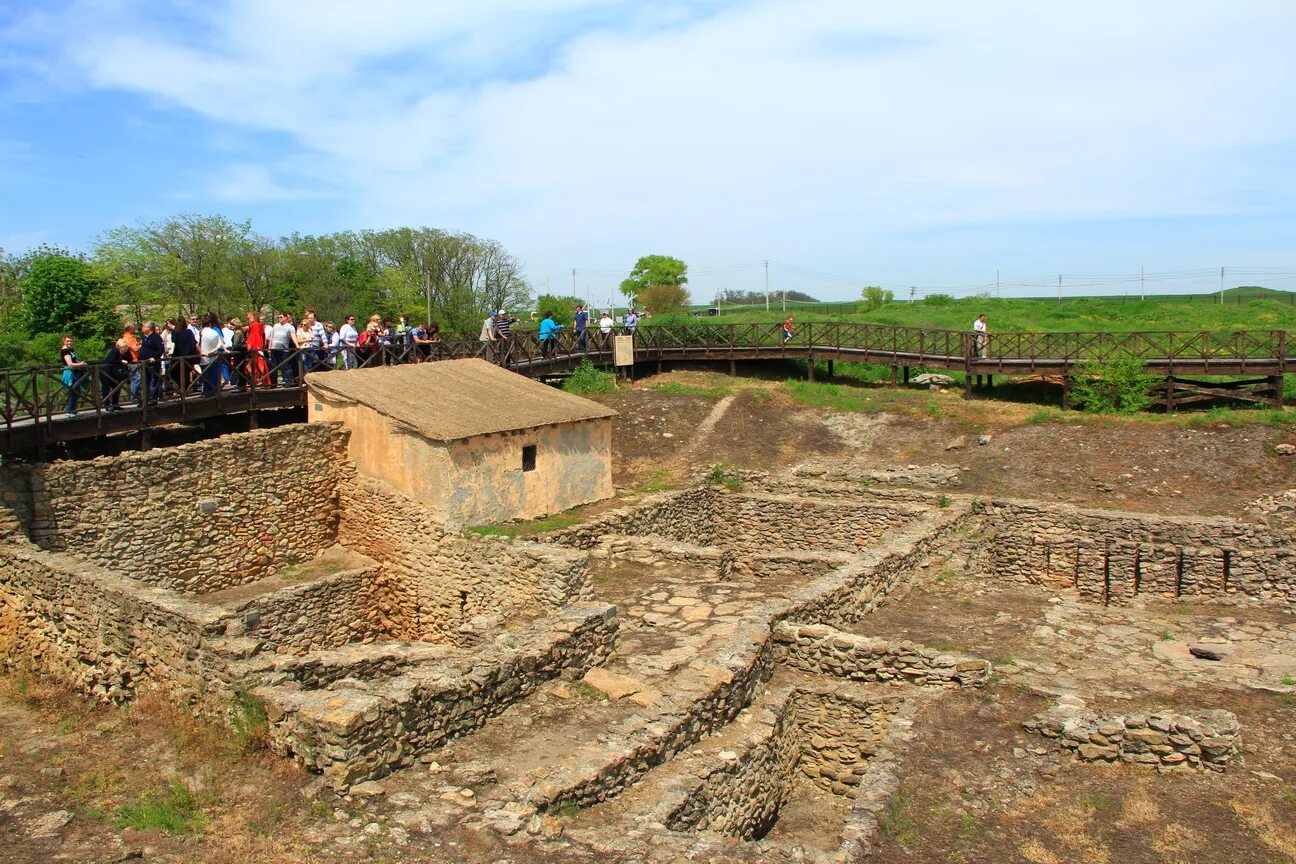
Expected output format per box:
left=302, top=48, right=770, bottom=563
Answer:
left=613, top=334, right=634, bottom=367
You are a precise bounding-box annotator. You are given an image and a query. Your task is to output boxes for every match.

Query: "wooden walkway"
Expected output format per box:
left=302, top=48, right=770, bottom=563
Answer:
left=2, top=322, right=1287, bottom=455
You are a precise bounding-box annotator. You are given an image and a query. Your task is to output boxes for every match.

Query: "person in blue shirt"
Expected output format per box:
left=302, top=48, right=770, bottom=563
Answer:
left=538, top=311, right=563, bottom=358
left=622, top=308, right=639, bottom=335
left=573, top=304, right=589, bottom=351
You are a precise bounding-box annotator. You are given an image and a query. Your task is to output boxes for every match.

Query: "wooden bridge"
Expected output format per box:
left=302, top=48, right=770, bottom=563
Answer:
left=2, top=322, right=1287, bottom=456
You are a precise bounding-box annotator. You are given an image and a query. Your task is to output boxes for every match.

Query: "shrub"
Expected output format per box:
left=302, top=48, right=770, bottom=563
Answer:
left=562, top=359, right=615, bottom=396
left=115, top=781, right=206, bottom=835
left=922, top=293, right=955, bottom=306
left=1069, top=355, right=1159, bottom=415
left=861, top=286, right=894, bottom=311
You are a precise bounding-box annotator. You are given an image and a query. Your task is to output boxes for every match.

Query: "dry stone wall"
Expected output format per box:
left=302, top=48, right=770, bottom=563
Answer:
left=260, top=603, right=618, bottom=787
left=225, top=566, right=386, bottom=654
left=1024, top=696, right=1240, bottom=771
left=773, top=622, right=990, bottom=688
left=0, top=542, right=231, bottom=704
left=338, top=476, right=591, bottom=642
left=976, top=498, right=1296, bottom=604
left=0, top=424, right=350, bottom=595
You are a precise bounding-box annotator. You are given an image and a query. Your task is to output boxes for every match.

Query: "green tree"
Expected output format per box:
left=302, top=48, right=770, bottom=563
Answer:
left=620, top=254, right=688, bottom=300
left=862, top=286, right=894, bottom=311
left=638, top=283, right=691, bottom=313
left=22, top=249, right=100, bottom=336
left=535, top=294, right=583, bottom=324
left=1070, top=356, right=1159, bottom=415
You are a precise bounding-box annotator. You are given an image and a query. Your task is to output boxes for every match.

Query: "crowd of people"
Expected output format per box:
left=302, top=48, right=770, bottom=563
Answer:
left=55, top=304, right=644, bottom=416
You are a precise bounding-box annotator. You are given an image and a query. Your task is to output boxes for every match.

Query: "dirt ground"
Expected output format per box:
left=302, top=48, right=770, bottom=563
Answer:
left=601, top=370, right=1296, bottom=517
left=2, top=370, right=1296, bottom=862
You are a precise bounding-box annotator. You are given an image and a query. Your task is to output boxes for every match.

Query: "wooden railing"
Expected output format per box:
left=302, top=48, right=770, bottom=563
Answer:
left=1, top=324, right=1286, bottom=447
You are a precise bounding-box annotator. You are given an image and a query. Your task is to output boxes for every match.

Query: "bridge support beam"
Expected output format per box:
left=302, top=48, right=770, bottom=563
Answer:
left=729, top=360, right=737, bottom=376
left=890, top=365, right=898, bottom=386
left=1061, top=376, right=1072, bottom=410
left=903, top=365, right=910, bottom=384
left=807, top=360, right=815, bottom=382
left=986, top=374, right=993, bottom=388
left=1271, top=374, right=1285, bottom=407
left=248, top=410, right=259, bottom=431
left=827, top=360, right=834, bottom=380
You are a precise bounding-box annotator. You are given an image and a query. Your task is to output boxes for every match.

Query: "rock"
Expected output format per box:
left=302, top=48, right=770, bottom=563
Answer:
left=912, top=373, right=955, bottom=386
left=581, top=667, right=647, bottom=700
left=1275, top=443, right=1296, bottom=456
left=29, top=810, right=73, bottom=837
left=1189, top=643, right=1233, bottom=661
left=349, top=781, right=385, bottom=797
left=978, top=434, right=992, bottom=446
left=944, top=436, right=967, bottom=451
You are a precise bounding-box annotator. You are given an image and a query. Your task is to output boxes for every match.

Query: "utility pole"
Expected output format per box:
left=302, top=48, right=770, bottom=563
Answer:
left=996, top=270, right=1000, bottom=298
left=908, top=286, right=915, bottom=304
left=1057, top=274, right=1062, bottom=302
left=571, top=268, right=577, bottom=298
left=1140, top=265, right=1145, bottom=302
left=1219, top=266, right=1225, bottom=304
left=764, top=260, right=770, bottom=311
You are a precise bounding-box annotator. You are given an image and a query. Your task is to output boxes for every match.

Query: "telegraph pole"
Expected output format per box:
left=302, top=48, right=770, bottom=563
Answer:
left=1140, top=265, right=1145, bottom=301
left=908, top=286, right=916, bottom=304
left=1057, top=274, right=1062, bottom=302
left=1219, top=266, right=1225, bottom=304
left=996, top=270, right=1000, bottom=298
left=572, top=268, right=577, bottom=298
left=764, top=260, right=770, bottom=311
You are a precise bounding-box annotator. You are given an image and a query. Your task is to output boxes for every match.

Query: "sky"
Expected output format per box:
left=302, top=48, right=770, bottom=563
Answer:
left=2, top=0, right=1295, bottom=304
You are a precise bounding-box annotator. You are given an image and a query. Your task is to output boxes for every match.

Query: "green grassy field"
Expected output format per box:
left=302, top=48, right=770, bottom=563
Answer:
left=660, top=287, right=1296, bottom=333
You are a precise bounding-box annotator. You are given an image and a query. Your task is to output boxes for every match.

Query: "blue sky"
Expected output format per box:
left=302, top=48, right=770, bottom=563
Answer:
left=2, top=0, right=1295, bottom=303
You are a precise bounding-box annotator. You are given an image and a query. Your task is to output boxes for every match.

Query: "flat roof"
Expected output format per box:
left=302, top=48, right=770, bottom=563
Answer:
left=306, top=358, right=617, bottom=442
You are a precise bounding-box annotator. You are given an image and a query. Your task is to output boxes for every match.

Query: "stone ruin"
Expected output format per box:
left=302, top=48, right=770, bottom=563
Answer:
left=0, top=422, right=1292, bottom=861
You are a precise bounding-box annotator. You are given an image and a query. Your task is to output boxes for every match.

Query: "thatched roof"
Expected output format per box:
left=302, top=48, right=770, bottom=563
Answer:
left=306, top=358, right=616, bottom=442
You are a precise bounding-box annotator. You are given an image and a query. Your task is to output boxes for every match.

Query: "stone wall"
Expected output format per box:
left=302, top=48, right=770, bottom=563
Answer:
left=224, top=566, right=387, bottom=655
left=976, top=498, right=1296, bottom=604
left=589, top=534, right=729, bottom=580
left=542, top=487, right=924, bottom=556
left=792, top=687, right=904, bottom=798
left=0, top=541, right=231, bottom=704
left=0, top=424, right=351, bottom=595
left=772, top=622, right=990, bottom=688
left=338, top=476, right=591, bottom=642
left=733, top=550, right=853, bottom=583
left=260, top=603, right=618, bottom=787
left=1024, top=696, right=1240, bottom=771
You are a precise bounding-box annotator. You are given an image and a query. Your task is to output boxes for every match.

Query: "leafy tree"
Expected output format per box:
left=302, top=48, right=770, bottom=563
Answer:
left=638, top=283, right=691, bottom=313
left=620, top=254, right=688, bottom=300
left=862, top=286, right=894, bottom=310
left=22, top=249, right=100, bottom=336
left=535, top=294, right=583, bottom=324
left=1070, top=356, right=1159, bottom=415
left=715, top=288, right=818, bottom=305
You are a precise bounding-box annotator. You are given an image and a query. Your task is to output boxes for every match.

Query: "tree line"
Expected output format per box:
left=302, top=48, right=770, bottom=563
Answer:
left=0, top=213, right=534, bottom=368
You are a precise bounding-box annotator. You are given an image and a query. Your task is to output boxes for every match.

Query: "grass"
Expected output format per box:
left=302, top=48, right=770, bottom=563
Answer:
left=230, top=687, right=269, bottom=753
left=1282, top=676, right=1296, bottom=687
left=648, top=378, right=732, bottom=399
left=465, top=511, right=585, bottom=538
left=705, top=462, right=742, bottom=490
left=784, top=378, right=872, bottom=412
left=879, top=786, right=919, bottom=846
left=572, top=682, right=607, bottom=700
left=552, top=800, right=582, bottom=819
left=991, top=653, right=1017, bottom=667
left=1160, top=629, right=1173, bottom=641
left=114, top=781, right=207, bottom=835
left=939, top=495, right=951, bottom=508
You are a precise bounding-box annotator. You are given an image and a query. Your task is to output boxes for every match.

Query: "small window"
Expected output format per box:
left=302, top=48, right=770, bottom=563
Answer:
left=522, top=444, right=537, bottom=472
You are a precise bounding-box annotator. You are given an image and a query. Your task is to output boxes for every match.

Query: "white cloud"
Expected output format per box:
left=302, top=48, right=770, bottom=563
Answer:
left=6, top=0, right=1296, bottom=293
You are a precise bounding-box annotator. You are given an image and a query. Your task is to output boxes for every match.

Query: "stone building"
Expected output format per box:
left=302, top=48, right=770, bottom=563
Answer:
left=306, top=358, right=616, bottom=527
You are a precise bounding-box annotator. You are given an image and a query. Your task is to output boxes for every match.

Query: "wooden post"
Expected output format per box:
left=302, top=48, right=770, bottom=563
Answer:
left=140, top=428, right=152, bottom=452
left=1271, top=374, right=1284, bottom=407
left=902, top=365, right=910, bottom=384
left=890, top=365, right=898, bottom=385
left=827, top=360, right=834, bottom=379
left=986, top=374, right=993, bottom=388
left=1165, top=376, right=1176, bottom=413
left=729, top=359, right=736, bottom=376
left=249, top=410, right=259, bottom=431
left=1061, top=375, right=1072, bottom=409
left=807, top=360, right=815, bottom=382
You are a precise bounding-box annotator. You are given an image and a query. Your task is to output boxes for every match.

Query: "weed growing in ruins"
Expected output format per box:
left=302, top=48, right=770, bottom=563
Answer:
left=1082, top=792, right=1111, bottom=813
left=231, top=687, right=269, bottom=753
left=925, top=400, right=941, bottom=417
left=1279, top=694, right=1294, bottom=706
left=1282, top=676, right=1296, bottom=687
left=959, top=812, right=980, bottom=839
left=563, top=359, right=616, bottom=396
left=553, top=800, right=582, bottom=819
left=1160, top=629, right=1173, bottom=641
left=573, top=682, right=608, bottom=700
left=115, top=781, right=207, bottom=835
left=939, top=495, right=951, bottom=508
left=879, top=786, right=919, bottom=845
left=705, top=463, right=742, bottom=490
left=992, top=653, right=1017, bottom=667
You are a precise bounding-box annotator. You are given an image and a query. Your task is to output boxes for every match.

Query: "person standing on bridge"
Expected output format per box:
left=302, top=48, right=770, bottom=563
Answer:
left=539, top=311, right=563, bottom=358
left=138, top=321, right=165, bottom=403
left=573, top=304, right=589, bottom=351
left=494, top=310, right=515, bottom=366
left=598, top=310, right=613, bottom=350
left=622, top=308, right=639, bottom=336
left=973, top=313, right=989, bottom=359
left=60, top=335, right=88, bottom=416
left=782, top=315, right=794, bottom=345
left=245, top=312, right=271, bottom=386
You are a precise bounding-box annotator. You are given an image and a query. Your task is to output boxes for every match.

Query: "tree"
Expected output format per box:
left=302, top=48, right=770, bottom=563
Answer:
left=620, top=254, right=687, bottom=300
left=535, top=294, right=583, bottom=324
left=861, top=286, right=894, bottom=310
left=638, top=283, right=691, bottom=313
left=22, top=249, right=102, bottom=337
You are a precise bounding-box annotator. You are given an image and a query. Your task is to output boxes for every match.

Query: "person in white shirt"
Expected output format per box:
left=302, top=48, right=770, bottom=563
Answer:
left=338, top=315, right=360, bottom=369
left=270, top=312, right=297, bottom=386
left=597, top=311, right=614, bottom=349
left=973, top=313, right=988, bottom=358
left=479, top=313, right=496, bottom=362
left=197, top=312, right=225, bottom=395
left=220, top=320, right=235, bottom=386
